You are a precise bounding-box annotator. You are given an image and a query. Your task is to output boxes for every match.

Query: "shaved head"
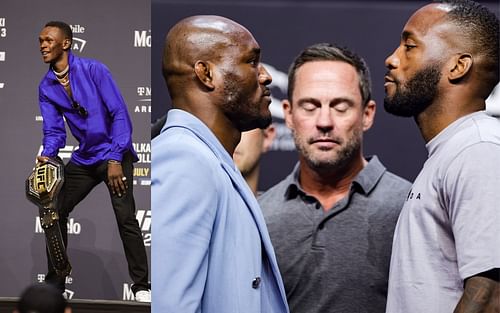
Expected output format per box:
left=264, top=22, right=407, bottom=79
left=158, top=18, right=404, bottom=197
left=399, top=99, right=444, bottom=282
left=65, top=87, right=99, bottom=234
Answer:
left=162, top=15, right=252, bottom=97
left=161, top=14, right=272, bottom=140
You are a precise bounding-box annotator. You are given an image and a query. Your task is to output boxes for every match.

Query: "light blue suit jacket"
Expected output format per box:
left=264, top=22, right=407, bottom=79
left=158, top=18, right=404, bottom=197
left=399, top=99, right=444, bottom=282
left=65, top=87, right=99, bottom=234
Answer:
left=152, top=109, right=289, bottom=313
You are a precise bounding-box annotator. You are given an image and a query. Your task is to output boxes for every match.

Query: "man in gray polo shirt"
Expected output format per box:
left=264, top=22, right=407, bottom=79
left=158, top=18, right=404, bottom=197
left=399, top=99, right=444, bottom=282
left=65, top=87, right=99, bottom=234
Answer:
left=383, top=1, right=499, bottom=312
left=259, top=43, right=411, bottom=313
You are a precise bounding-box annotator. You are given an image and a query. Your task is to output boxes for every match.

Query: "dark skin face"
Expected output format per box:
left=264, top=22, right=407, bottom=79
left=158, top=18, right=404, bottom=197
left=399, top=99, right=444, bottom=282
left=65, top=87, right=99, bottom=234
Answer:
left=384, top=3, right=481, bottom=142
left=384, top=4, right=449, bottom=116
left=38, top=26, right=71, bottom=72
left=216, top=33, right=273, bottom=132
left=163, top=15, right=273, bottom=154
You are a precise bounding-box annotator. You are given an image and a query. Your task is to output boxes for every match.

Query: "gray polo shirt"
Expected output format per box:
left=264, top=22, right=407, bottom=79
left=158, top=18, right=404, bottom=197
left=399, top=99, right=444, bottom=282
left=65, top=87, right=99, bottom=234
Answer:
left=259, top=156, right=411, bottom=313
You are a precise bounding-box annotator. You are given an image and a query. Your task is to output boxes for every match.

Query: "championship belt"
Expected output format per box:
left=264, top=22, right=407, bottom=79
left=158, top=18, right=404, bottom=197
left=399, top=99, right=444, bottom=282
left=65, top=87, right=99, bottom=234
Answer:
left=26, top=157, right=71, bottom=277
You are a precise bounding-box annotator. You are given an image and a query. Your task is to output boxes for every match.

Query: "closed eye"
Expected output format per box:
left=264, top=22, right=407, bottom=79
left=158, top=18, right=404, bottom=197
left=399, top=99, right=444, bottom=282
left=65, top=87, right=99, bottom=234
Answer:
left=334, top=103, right=349, bottom=113
left=302, top=103, right=317, bottom=112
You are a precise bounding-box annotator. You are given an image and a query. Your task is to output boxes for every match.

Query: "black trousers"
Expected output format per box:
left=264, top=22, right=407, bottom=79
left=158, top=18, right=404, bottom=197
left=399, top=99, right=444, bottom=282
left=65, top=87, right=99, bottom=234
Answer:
left=45, top=152, right=149, bottom=294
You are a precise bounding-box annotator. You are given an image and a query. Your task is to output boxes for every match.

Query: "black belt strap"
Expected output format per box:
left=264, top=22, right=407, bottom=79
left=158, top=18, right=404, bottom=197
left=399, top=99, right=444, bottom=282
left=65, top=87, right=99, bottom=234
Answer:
left=26, top=157, right=71, bottom=277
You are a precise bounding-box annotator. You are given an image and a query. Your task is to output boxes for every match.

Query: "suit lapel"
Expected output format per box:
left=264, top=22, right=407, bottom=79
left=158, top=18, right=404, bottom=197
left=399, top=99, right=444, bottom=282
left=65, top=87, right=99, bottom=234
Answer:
left=164, top=122, right=289, bottom=306
left=219, top=161, right=289, bottom=306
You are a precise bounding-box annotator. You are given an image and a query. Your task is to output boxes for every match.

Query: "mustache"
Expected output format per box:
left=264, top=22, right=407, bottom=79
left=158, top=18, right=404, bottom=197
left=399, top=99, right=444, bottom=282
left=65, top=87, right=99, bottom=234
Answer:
left=308, top=136, right=343, bottom=145
left=385, top=71, right=398, bottom=84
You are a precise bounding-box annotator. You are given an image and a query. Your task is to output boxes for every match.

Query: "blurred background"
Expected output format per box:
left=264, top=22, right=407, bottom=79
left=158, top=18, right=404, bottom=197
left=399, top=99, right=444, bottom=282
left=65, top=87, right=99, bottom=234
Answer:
left=151, top=0, right=499, bottom=191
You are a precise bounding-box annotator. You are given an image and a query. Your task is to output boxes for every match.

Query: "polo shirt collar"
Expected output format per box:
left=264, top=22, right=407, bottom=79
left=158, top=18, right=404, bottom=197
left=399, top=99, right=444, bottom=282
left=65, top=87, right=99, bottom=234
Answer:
left=284, top=155, right=386, bottom=200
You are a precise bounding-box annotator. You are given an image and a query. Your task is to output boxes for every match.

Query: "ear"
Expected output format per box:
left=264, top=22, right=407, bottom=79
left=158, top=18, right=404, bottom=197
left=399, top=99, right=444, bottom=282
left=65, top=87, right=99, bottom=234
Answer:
left=194, top=60, right=215, bottom=90
left=362, top=100, right=376, bottom=131
left=449, top=53, right=473, bottom=82
left=261, top=124, right=276, bottom=153
left=62, top=38, right=71, bottom=50
left=282, top=99, right=294, bottom=129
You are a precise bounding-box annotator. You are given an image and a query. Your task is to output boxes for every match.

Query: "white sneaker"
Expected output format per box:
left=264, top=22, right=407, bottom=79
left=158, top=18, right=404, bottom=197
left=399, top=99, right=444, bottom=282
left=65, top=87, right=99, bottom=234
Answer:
left=135, top=289, right=151, bottom=303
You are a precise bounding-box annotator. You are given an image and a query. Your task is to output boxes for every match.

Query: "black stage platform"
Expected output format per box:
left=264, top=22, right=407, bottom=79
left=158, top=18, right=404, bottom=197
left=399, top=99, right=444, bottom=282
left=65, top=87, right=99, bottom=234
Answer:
left=0, top=297, right=150, bottom=313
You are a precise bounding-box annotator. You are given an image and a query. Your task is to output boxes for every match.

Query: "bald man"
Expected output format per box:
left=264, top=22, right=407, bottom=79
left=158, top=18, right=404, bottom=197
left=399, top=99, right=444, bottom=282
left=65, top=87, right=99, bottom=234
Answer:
left=384, top=1, right=499, bottom=312
left=151, top=16, right=289, bottom=313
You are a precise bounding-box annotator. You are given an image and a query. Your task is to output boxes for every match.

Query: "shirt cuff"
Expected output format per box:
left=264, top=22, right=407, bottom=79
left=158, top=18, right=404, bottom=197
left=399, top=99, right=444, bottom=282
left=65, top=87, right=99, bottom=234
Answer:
left=41, top=148, right=58, bottom=158
left=107, top=152, right=123, bottom=162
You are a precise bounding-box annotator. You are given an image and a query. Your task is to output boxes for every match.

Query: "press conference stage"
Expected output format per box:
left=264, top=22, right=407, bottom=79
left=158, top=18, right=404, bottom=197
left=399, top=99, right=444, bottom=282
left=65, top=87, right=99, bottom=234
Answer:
left=0, top=297, right=150, bottom=313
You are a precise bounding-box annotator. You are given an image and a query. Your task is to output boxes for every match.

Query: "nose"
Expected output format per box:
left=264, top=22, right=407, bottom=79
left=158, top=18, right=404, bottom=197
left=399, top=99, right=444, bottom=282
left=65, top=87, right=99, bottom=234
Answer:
left=316, top=105, right=334, bottom=132
left=385, top=47, right=400, bottom=69
left=259, top=64, right=272, bottom=86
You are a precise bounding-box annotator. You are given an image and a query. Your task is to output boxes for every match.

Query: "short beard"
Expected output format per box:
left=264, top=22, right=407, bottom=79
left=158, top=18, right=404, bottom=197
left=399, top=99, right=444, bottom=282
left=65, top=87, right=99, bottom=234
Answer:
left=384, top=64, right=442, bottom=117
left=222, top=72, right=271, bottom=131
left=294, top=127, right=362, bottom=172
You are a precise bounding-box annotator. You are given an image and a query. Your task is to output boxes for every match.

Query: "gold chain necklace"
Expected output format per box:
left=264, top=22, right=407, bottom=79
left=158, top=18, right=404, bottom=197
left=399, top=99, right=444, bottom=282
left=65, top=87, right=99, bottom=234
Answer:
left=53, top=65, right=70, bottom=87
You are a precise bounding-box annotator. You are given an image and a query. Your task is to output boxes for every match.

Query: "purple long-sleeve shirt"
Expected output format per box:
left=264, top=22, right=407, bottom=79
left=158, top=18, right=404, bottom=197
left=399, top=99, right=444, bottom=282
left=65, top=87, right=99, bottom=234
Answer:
left=38, top=52, right=138, bottom=165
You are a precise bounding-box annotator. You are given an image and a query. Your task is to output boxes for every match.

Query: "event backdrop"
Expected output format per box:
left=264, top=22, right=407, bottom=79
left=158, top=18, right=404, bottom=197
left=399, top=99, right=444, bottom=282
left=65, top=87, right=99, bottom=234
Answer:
left=1, top=0, right=498, bottom=303
left=151, top=0, right=499, bottom=191
left=0, top=0, right=151, bottom=300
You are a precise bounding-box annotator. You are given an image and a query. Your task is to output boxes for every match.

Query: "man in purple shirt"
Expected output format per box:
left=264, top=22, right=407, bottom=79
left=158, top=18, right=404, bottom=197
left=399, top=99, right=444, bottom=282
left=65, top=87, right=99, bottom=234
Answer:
left=36, top=21, right=150, bottom=302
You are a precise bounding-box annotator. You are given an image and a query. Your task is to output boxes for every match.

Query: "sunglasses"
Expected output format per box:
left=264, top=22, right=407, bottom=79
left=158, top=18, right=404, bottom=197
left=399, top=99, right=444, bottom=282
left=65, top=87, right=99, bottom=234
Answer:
left=72, top=101, right=88, bottom=117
